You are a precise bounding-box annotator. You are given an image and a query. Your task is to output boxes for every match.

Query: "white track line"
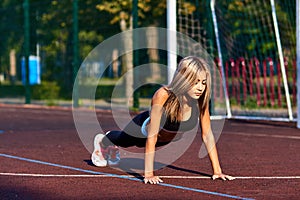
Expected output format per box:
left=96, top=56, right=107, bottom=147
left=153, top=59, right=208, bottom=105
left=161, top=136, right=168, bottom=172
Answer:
left=227, top=132, right=300, bottom=140
left=0, top=154, right=254, bottom=200
left=1, top=172, right=299, bottom=179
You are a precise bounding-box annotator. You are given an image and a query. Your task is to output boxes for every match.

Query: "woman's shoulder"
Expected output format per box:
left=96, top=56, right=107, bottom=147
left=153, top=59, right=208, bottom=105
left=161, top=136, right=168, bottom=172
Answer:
left=151, top=86, right=170, bottom=105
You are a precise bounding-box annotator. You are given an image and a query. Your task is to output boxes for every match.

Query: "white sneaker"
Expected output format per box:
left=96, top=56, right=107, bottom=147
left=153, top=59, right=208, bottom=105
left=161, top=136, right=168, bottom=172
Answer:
left=91, top=134, right=108, bottom=167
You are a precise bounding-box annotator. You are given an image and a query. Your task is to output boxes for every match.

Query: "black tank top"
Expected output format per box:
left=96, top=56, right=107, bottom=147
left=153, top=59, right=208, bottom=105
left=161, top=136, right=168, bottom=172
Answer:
left=161, top=104, right=199, bottom=132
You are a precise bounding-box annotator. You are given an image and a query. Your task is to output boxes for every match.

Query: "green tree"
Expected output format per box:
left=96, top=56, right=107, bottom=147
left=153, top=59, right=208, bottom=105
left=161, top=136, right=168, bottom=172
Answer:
left=0, top=0, right=23, bottom=81
left=32, top=0, right=119, bottom=97
left=218, top=0, right=295, bottom=61
left=95, top=0, right=167, bottom=107
left=96, top=0, right=166, bottom=28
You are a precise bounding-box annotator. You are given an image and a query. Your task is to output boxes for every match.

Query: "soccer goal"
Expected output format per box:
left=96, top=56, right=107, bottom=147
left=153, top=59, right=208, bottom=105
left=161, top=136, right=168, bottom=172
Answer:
left=168, top=0, right=298, bottom=123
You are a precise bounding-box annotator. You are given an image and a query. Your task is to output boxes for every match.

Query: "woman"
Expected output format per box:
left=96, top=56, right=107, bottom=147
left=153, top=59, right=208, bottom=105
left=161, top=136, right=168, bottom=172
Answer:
left=91, top=56, right=235, bottom=184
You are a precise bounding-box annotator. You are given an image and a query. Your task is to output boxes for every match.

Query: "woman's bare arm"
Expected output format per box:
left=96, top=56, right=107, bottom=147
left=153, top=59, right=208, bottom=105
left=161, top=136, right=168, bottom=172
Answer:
left=200, top=105, right=235, bottom=180
left=144, top=87, right=168, bottom=184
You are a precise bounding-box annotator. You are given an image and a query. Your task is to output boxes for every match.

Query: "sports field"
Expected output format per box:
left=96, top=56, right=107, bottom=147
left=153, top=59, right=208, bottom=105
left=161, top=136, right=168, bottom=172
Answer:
left=0, top=104, right=299, bottom=200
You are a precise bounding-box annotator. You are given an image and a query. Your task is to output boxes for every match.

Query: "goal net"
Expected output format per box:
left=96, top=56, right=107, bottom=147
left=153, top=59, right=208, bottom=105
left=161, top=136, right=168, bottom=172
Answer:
left=177, top=0, right=297, bottom=120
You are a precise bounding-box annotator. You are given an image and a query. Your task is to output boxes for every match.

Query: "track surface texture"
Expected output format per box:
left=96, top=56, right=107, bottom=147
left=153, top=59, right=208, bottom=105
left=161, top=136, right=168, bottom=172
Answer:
left=0, top=104, right=299, bottom=200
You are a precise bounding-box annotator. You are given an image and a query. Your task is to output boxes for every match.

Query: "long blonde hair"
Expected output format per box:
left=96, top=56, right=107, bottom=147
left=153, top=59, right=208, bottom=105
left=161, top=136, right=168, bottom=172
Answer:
left=164, top=56, right=211, bottom=122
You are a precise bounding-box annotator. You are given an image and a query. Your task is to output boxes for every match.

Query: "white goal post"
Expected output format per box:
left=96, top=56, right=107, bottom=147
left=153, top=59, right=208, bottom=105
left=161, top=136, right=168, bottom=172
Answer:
left=167, top=0, right=177, bottom=84
left=270, top=0, right=293, bottom=121
left=210, top=0, right=232, bottom=118
left=167, top=0, right=298, bottom=125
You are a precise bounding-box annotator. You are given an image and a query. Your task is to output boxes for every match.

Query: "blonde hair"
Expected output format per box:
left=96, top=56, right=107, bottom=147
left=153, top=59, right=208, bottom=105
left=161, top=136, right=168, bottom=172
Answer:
left=164, top=56, right=211, bottom=122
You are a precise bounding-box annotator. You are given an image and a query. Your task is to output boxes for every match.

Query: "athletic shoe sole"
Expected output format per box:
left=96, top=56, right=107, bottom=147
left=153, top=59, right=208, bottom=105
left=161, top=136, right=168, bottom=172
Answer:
left=91, top=133, right=107, bottom=167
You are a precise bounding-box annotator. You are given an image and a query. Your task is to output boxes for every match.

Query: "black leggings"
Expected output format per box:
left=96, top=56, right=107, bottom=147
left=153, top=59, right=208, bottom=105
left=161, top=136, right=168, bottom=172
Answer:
left=102, top=111, right=170, bottom=148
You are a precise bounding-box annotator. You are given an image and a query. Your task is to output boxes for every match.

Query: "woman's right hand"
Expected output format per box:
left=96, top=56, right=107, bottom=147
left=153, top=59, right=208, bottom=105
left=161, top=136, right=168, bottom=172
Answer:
left=143, top=175, right=163, bottom=184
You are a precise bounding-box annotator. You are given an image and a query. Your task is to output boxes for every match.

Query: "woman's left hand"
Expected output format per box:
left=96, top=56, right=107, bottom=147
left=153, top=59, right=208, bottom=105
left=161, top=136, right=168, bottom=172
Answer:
left=212, top=173, right=235, bottom=181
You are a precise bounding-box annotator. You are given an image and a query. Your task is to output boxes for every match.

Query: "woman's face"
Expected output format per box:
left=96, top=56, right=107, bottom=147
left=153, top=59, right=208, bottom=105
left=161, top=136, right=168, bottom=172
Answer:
left=186, top=70, right=207, bottom=100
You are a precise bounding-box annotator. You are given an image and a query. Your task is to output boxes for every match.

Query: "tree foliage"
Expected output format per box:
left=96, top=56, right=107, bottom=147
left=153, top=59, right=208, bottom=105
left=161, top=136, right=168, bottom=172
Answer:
left=217, top=0, right=295, bottom=60
left=96, top=0, right=166, bottom=28
left=0, top=0, right=296, bottom=98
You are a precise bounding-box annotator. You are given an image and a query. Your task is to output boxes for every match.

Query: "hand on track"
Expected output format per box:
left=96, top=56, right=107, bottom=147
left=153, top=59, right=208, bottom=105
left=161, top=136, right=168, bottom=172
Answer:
left=212, top=173, right=235, bottom=181
left=144, top=176, right=163, bottom=184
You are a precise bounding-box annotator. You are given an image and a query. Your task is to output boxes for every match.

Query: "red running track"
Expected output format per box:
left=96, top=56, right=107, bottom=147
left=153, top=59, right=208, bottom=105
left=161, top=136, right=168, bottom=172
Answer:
left=0, top=104, right=299, bottom=199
